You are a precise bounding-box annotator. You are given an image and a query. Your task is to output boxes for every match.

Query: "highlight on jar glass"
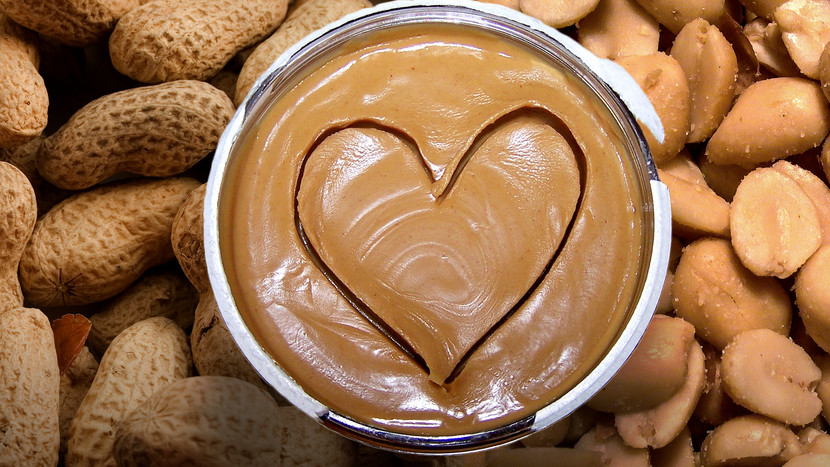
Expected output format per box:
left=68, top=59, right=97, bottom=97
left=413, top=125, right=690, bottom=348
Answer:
left=205, top=0, right=671, bottom=454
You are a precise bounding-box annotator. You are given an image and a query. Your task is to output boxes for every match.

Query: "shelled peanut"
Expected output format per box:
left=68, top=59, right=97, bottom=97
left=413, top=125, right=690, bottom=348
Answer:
left=0, top=0, right=829, bottom=465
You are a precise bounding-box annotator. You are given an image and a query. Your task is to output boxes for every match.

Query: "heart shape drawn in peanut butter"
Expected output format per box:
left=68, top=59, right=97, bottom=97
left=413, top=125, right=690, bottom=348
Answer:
left=296, top=108, right=584, bottom=385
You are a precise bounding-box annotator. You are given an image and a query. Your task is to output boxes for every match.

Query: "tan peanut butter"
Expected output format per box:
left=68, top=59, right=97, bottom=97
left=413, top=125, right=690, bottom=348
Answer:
left=219, top=23, right=646, bottom=435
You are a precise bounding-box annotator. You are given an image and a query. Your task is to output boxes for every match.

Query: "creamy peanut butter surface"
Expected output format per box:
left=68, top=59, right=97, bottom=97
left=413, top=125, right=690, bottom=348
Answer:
left=220, top=24, right=645, bottom=435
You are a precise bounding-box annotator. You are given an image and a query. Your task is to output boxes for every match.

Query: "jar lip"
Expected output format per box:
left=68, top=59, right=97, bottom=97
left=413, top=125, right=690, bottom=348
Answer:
left=205, top=0, right=671, bottom=454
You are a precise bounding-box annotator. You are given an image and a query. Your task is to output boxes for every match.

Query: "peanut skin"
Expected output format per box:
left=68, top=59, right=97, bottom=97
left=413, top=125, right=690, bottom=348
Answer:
left=37, top=80, right=235, bottom=190
left=109, top=0, right=289, bottom=83
left=19, top=177, right=200, bottom=307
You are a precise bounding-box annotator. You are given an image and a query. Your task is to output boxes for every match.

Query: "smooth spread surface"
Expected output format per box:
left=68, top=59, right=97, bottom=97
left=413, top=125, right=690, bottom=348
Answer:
left=220, top=24, right=645, bottom=435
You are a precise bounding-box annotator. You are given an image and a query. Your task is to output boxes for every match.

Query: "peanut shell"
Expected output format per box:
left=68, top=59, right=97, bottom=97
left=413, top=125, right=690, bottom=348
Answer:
left=171, top=184, right=268, bottom=388
left=19, top=177, right=200, bottom=307
left=0, top=13, right=48, bottom=148
left=0, top=0, right=139, bottom=47
left=58, top=347, right=98, bottom=459
left=88, top=267, right=198, bottom=355
left=0, top=307, right=60, bottom=467
left=66, top=317, right=191, bottom=467
left=109, top=0, right=289, bottom=83
left=37, top=80, right=235, bottom=190
left=113, top=376, right=283, bottom=466
left=235, top=0, right=372, bottom=105
left=0, top=161, right=37, bottom=312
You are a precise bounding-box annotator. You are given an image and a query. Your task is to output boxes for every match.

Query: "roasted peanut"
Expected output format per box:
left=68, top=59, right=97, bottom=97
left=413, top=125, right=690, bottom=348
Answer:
left=670, top=19, right=737, bottom=143
left=694, top=343, right=746, bottom=426
left=785, top=453, right=830, bottom=467
left=588, top=315, right=696, bottom=413
left=650, top=428, right=696, bottom=467
left=19, top=177, right=200, bottom=307
left=700, top=415, right=801, bottom=467
left=630, top=0, right=728, bottom=34
left=615, top=53, right=691, bottom=164
left=235, top=0, right=372, bottom=105
left=66, top=317, right=191, bottom=467
left=109, top=0, right=289, bottom=83
left=706, top=77, right=830, bottom=166
left=816, top=355, right=830, bottom=426
left=696, top=154, right=752, bottom=202
left=88, top=268, right=198, bottom=356
left=0, top=13, right=48, bottom=149
left=576, top=0, right=659, bottom=60
left=795, top=245, right=830, bottom=353
left=820, top=41, right=830, bottom=102
left=730, top=165, right=822, bottom=278
left=518, top=0, right=600, bottom=28
left=672, top=237, right=792, bottom=349
left=745, top=18, right=803, bottom=77
left=721, top=328, right=822, bottom=426
left=37, top=80, right=235, bottom=190
left=657, top=152, right=731, bottom=239
left=823, top=135, right=830, bottom=182
left=799, top=425, right=830, bottom=454
left=742, top=0, right=789, bottom=19
left=614, top=339, right=705, bottom=449
left=574, top=423, right=650, bottom=466
left=772, top=160, right=830, bottom=245
left=0, top=308, right=60, bottom=467
left=113, top=376, right=284, bottom=466
left=775, top=0, right=830, bottom=80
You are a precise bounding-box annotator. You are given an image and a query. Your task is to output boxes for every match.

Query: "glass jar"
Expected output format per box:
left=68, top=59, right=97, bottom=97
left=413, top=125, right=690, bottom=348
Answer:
left=205, top=0, right=671, bottom=454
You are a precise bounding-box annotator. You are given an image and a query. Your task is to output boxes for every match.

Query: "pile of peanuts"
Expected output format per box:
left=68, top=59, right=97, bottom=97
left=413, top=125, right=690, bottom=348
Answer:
left=1, top=0, right=830, bottom=465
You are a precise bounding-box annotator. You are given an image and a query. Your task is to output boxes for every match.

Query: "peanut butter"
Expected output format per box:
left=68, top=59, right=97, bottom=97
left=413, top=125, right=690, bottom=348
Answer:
left=219, top=23, right=647, bottom=435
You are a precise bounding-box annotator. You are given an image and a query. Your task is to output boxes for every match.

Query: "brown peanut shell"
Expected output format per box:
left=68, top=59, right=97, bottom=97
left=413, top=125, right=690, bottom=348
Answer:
left=0, top=161, right=37, bottom=312
left=235, top=0, right=373, bottom=105
left=0, top=0, right=139, bottom=46
left=0, top=307, right=60, bottom=467
left=113, top=376, right=282, bottom=466
left=66, top=317, right=191, bottom=467
left=19, top=177, right=200, bottom=307
left=0, top=14, right=48, bottom=148
left=37, top=80, right=234, bottom=191
left=109, top=0, right=289, bottom=83
left=88, top=267, right=197, bottom=356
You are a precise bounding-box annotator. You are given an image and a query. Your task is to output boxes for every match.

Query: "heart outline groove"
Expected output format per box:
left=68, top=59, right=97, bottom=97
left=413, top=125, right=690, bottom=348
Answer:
left=294, top=106, right=587, bottom=385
